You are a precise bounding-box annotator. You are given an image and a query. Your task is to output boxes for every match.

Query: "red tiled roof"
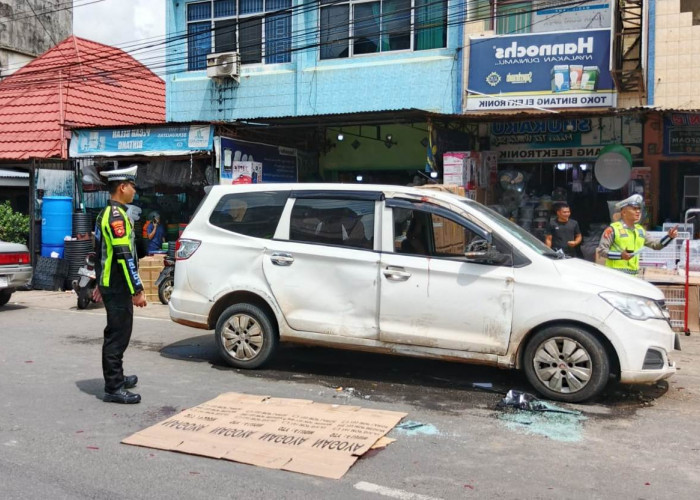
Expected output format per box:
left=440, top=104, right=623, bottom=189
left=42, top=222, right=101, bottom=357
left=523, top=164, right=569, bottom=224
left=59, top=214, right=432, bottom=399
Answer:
left=0, top=36, right=165, bottom=160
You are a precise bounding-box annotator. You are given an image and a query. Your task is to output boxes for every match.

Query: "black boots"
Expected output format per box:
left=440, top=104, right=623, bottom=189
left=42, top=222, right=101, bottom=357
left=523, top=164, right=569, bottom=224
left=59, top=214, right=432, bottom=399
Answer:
left=104, top=375, right=140, bottom=404
left=103, top=388, right=141, bottom=404
left=124, top=375, right=138, bottom=389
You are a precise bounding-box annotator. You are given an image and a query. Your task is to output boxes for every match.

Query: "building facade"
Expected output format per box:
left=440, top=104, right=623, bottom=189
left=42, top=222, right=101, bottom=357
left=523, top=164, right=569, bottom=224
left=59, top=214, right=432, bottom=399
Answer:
left=0, top=0, right=72, bottom=78
left=166, top=0, right=466, bottom=183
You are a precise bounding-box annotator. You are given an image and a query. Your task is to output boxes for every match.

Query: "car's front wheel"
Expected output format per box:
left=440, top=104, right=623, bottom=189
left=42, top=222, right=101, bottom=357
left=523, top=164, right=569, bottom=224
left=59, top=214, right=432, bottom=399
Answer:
left=523, top=325, right=610, bottom=403
left=215, top=303, right=278, bottom=369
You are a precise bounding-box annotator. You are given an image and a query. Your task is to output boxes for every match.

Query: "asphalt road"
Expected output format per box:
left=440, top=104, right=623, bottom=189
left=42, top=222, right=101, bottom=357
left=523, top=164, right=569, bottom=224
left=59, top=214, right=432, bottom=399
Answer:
left=2, top=290, right=700, bottom=499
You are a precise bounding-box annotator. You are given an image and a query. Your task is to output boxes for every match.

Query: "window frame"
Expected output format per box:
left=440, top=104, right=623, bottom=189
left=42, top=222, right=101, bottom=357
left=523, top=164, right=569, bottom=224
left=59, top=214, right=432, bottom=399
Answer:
left=186, top=0, right=292, bottom=70
left=208, top=190, right=290, bottom=238
left=319, top=0, right=447, bottom=60
left=288, top=197, right=377, bottom=250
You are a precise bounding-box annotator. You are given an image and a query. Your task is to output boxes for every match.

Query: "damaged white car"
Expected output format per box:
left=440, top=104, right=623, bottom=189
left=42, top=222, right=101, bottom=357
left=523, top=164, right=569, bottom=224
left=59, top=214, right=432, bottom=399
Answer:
left=169, top=184, right=679, bottom=403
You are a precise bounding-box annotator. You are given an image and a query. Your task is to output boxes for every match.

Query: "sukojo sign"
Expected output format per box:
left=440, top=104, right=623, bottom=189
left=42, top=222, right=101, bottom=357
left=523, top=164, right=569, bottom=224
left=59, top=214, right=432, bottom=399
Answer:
left=466, top=29, right=616, bottom=111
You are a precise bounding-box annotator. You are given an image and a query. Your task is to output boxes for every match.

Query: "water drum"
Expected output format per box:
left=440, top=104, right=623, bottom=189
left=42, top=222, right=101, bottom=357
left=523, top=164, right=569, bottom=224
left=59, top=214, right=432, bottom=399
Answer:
left=42, top=196, right=72, bottom=246
left=40, top=243, right=64, bottom=258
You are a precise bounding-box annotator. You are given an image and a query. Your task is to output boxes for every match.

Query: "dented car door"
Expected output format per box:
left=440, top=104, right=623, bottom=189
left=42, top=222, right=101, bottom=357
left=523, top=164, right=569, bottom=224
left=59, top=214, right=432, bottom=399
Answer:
left=262, top=192, right=380, bottom=339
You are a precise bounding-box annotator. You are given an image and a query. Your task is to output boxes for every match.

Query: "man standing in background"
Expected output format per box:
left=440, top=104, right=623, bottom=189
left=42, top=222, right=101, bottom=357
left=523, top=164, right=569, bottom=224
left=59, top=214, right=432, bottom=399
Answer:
left=545, top=203, right=582, bottom=257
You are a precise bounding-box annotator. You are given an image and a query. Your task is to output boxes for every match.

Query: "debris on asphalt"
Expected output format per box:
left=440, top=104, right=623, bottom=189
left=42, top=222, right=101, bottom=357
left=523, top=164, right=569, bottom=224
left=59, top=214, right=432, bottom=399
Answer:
left=472, top=382, right=493, bottom=390
left=396, top=421, right=425, bottom=431
left=393, top=420, right=440, bottom=436
left=496, top=391, right=586, bottom=442
left=497, top=390, right=580, bottom=415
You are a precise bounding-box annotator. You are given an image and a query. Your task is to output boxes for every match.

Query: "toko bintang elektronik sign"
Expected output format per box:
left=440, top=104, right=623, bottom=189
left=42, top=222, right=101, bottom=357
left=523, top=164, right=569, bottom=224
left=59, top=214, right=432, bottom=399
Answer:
left=466, top=29, right=616, bottom=111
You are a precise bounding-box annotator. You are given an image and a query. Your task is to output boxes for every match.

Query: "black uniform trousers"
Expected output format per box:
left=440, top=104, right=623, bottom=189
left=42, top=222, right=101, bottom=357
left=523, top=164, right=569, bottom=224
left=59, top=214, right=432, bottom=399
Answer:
left=100, top=284, right=134, bottom=393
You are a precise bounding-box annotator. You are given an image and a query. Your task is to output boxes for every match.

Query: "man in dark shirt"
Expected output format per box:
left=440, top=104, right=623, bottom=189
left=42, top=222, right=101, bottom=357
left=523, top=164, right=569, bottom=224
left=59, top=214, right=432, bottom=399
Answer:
left=545, top=203, right=582, bottom=257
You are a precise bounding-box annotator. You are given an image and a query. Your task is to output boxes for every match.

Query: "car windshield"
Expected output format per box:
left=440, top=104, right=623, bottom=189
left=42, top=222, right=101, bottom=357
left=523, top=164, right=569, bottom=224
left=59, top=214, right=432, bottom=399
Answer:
left=459, top=200, right=561, bottom=257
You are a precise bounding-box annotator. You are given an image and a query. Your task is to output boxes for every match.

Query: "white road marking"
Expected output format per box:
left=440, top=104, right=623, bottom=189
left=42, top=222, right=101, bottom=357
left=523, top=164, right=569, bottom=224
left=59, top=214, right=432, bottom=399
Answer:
left=40, top=307, right=171, bottom=321
left=354, top=482, right=444, bottom=500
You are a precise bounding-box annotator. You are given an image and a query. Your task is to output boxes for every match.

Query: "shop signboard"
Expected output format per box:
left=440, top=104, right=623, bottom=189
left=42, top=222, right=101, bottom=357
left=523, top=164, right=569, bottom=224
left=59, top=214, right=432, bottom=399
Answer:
left=489, top=116, right=642, bottom=163
left=218, top=137, right=297, bottom=183
left=663, top=113, right=700, bottom=155
left=467, top=30, right=615, bottom=111
left=531, top=0, right=612, bottom=33
left=70, top=125, right=214, bottom=157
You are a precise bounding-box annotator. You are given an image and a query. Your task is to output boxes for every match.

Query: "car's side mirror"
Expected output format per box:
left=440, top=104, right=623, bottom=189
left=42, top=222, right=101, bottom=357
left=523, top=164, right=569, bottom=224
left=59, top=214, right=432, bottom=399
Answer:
left=465, top=246, right=510, bottom=265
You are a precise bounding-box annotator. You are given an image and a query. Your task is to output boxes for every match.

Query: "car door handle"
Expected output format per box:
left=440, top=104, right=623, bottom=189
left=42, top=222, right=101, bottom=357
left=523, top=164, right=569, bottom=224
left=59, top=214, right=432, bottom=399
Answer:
left=270, top=252, right=294, bottom=266
left=383, top=266, right=411, bottom=281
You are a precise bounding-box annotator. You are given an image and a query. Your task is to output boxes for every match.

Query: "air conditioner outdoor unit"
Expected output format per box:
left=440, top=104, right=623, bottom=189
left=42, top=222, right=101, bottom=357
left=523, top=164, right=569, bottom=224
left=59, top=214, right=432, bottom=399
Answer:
left=206, top=52, right=240, bottom=79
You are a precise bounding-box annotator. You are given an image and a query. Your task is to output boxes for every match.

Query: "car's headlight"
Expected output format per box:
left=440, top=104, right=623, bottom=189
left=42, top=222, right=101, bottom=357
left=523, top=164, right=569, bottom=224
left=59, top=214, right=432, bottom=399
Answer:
left=600, top=292, right=667, bottom=321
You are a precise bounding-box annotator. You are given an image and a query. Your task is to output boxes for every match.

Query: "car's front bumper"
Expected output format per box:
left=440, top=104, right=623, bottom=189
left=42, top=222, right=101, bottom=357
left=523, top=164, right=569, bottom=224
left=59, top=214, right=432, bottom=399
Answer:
left=603, top=310, right=678, bottom=384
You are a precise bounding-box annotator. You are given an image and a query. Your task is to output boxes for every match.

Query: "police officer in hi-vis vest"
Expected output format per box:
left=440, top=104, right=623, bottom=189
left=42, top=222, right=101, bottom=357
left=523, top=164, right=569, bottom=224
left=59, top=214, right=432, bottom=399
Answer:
left=597, top=194, right=678, bottom=276
left=93, top=165, right=147, bottom=404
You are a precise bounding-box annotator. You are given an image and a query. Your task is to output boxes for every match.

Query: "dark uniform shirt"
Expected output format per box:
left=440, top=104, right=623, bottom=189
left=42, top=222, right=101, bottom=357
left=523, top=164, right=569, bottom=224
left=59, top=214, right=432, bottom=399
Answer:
left=94, top=201, right=143, bottom=295
left=546, top=218, right=581, bottom=257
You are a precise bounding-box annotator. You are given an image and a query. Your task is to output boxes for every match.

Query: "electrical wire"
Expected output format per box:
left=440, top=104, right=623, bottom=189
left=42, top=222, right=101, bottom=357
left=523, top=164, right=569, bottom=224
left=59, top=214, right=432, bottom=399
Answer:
left=4, top=0, right=602, bottom=74
left=0, top=0, right=608, bottom=93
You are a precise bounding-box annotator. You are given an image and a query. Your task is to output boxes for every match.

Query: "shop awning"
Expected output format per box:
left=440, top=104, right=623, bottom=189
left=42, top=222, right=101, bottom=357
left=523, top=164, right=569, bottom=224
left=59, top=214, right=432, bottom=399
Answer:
left=69, top=124, right=214, bottom=158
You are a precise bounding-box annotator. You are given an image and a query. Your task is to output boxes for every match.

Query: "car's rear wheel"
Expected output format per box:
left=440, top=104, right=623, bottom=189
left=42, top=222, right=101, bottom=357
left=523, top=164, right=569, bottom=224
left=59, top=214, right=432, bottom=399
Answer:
left=215, top=303, right=278, bottom=369
left=0, top=289, right=12, bottom=307
left=523, top=325, right=609, bottom=403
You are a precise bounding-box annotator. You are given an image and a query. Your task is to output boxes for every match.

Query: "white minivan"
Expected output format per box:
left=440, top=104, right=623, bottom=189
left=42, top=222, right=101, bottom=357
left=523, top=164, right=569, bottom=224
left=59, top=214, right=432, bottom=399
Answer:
left=170, top=184, right=679, bottom=402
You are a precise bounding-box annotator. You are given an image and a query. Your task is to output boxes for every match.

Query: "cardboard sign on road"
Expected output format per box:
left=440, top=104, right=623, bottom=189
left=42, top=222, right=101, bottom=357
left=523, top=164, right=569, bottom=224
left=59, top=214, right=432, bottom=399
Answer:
left=122, top=392, right=406, bottom=479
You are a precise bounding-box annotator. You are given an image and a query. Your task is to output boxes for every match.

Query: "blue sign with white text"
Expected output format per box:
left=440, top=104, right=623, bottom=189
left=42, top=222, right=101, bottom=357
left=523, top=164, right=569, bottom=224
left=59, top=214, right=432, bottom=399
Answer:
left=467, top=30, right=615, bottom=111
left=70, top=125, right=214, bottom=157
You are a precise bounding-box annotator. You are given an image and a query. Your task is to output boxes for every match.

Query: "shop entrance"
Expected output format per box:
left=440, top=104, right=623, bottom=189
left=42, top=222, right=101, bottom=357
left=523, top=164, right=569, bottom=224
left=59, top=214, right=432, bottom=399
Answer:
left=659, top=161, right=700, bottom=224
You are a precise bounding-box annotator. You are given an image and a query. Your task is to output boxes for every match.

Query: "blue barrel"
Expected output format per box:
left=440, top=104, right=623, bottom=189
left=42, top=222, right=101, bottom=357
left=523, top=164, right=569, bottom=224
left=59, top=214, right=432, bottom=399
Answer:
left=42, top=196, right=72, bottom=246
left=41, top=244, right=64, bottom=258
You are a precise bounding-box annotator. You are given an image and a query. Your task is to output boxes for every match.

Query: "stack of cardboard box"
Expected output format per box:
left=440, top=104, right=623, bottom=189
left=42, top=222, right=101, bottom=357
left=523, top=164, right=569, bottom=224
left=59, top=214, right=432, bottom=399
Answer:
left=138, top=254, right=165, bottom=302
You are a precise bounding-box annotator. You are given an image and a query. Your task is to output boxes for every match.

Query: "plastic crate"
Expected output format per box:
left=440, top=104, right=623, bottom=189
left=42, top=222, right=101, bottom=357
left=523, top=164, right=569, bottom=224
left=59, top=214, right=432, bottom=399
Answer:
left=668, top=308, right=685, bottom=332
left=639, top=232, right=678, bottom=268
left=31, top=274, right=65, bottom=291
left=662, top=287, right=685, bottom=306
left=34, top=256, right=69, bottom=278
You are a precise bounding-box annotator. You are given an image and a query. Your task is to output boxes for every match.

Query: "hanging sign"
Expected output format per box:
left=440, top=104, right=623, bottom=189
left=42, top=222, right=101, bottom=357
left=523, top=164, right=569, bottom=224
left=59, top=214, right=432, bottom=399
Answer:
left=69, top=125, right=214, bottom=157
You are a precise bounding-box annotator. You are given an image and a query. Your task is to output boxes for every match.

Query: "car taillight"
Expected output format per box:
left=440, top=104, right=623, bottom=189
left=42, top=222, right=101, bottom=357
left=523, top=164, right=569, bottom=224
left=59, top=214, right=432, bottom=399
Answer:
left=0, top=252, right=30, bottom=265
left=176, top=239, right=201, bottom=260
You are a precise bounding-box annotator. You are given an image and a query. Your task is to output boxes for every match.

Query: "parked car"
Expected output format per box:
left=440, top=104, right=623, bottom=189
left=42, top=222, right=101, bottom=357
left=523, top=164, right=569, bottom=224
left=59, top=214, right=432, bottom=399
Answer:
left=0, top=239, right=32, bottom=307
left=169, top=184, right=679, bottom=402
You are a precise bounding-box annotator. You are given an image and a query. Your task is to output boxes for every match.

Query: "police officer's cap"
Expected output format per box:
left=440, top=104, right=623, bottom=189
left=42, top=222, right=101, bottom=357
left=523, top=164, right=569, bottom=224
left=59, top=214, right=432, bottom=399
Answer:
left=615, top=194, right=643, bottom=210
left=100, top=165, right=137, bottom=183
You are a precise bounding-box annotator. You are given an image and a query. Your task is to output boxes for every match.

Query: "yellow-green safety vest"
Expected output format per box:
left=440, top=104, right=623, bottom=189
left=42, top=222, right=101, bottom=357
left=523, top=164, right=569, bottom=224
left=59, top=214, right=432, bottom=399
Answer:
left=605, top=221, right=646, bottom=274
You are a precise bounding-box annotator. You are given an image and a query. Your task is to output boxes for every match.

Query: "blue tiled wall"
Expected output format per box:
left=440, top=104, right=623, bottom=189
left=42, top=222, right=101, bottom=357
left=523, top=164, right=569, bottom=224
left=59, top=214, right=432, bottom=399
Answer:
left=166, top=1, right=464, bottom=122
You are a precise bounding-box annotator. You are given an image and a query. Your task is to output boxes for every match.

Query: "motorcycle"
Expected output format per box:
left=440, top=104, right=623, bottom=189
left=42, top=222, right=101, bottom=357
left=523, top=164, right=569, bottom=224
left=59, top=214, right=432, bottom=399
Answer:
left=73, top=252, right=97, bottom=310
left=155, top=256, right=175, bottom=304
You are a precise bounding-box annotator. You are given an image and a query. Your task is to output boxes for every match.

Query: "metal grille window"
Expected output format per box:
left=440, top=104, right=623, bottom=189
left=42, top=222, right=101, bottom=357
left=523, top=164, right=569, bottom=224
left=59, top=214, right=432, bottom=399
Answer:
left=186, top=0, right=292, bottom=70
left=320, top=0, right=446, bottom=60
